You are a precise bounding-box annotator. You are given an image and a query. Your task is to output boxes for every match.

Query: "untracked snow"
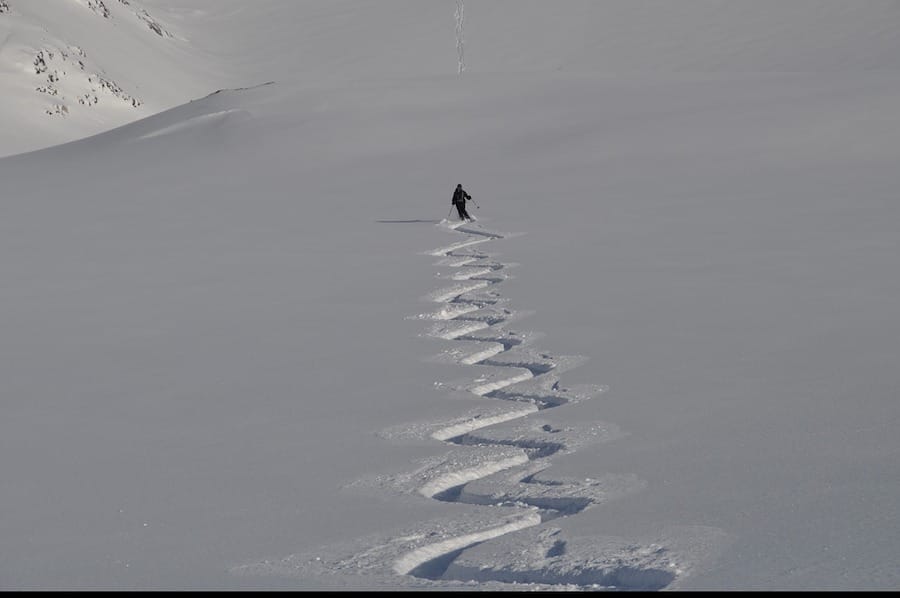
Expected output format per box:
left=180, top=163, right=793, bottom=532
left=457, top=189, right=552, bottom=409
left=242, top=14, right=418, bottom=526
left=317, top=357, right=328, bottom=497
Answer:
left=2, top=0, right=900, bottom=591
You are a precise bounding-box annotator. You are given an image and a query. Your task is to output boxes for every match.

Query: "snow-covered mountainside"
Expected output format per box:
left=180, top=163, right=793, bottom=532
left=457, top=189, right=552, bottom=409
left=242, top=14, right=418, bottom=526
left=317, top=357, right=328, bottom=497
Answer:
left=2, top=1, right=900, bottom=592
left=4, top=0, right=900, bottom=157
left=0, top=0, right=219, bottom=156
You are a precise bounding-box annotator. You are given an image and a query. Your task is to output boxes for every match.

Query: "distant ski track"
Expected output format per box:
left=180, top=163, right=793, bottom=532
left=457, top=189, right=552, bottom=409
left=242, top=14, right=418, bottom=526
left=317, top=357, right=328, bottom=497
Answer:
left=231, top=217, right=719, bottom=590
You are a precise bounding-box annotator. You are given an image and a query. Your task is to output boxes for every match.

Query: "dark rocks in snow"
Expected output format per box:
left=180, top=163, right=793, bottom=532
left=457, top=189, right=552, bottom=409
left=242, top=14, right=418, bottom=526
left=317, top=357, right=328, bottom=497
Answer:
left=85, top=0, right=111, bottom=19
left=33, top=45, right=142, bottom=116
left=80, top=0, right=172, bottom=37
left=45, top=104, right=68, bottom=117
left=33, top=51, right=50, bottom=75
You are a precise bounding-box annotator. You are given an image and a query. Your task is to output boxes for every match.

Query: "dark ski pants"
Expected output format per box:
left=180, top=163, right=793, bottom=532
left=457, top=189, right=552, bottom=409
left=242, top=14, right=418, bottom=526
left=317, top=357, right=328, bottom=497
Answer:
left=456, top=204, right=472, bottom=220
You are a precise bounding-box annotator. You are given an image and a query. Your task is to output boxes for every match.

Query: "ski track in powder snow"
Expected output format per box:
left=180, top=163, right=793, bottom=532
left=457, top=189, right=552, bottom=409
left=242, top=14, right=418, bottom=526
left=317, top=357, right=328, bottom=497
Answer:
left=231, top=219, right=726, bottom=590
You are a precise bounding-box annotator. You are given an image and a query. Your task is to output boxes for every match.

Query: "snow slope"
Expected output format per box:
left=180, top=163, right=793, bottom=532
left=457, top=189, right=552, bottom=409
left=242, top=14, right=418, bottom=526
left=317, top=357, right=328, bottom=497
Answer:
left=2, top=0, right=900, bottom=591
left=5, top=0, right=900, bottom=156
left=0, top=0, right=226, bottom=156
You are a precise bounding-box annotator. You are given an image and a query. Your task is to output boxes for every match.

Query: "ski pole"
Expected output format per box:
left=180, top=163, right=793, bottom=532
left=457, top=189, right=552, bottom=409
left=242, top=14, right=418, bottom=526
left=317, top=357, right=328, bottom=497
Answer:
left=447, top=206, right=455, bottom=219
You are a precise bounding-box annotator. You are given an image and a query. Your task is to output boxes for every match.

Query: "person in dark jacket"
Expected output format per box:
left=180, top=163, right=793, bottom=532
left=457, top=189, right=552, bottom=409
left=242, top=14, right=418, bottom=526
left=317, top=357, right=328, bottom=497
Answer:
left=452, top=183, right=474, bottom=221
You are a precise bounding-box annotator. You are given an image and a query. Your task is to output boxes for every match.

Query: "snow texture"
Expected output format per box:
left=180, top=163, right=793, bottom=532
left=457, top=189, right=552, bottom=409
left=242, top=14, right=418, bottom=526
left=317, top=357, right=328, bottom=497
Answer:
left=2, top=0, right=900, bottom=591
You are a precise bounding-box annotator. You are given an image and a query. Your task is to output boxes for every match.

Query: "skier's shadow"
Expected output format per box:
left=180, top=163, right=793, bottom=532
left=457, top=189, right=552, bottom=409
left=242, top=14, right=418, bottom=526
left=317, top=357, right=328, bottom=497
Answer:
left=376, top=219, right=442, bottom=224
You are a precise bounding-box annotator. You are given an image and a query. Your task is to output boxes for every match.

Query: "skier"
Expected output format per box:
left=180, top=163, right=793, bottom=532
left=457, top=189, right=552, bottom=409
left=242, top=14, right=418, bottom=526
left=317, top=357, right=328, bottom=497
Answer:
left=452, top=183, right=474, bottom=221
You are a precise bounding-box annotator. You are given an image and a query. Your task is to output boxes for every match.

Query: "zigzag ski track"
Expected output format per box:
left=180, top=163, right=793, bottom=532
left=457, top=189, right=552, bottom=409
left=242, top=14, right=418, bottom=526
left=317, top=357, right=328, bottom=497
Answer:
left=231, top=219, right=726, bottom=591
